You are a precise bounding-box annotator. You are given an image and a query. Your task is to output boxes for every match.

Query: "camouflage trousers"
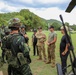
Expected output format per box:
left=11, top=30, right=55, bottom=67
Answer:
left=8, top=64, right=32, bottom=75
left=38, top=44, right=46, bottom=60
left=47, top=44, right=55, bottom=65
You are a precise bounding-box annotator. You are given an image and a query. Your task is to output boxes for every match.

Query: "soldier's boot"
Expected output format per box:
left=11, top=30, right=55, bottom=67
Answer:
left=43, top=58, right=47, bottom=62
left=37, top=58, right=42, bottom=60
left=51, top=63, right=55, bottom=68
left=37, top=53, right=42, bottom=60
left=46, top=61, right=51, bottom=64
left=46, top=59, right=51, bottom=64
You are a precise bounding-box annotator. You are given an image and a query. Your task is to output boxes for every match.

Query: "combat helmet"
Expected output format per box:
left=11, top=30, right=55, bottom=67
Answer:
left=8, top=18, right=21, bottom=29
left=33, top=29, right=37, bottom=32
left=21, top=25, right=25, bottom=29
left=4, top=27, right=11, bottom=33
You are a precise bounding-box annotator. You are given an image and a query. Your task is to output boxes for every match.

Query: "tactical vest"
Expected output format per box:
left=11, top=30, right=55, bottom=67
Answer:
left=6, top=34, right=27, bottom=68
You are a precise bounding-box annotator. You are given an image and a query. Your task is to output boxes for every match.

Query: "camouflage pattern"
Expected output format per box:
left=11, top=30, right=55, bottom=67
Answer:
left=47, top=44, right=55, bottom=66
left=47, top=31, right=57, bottom=67
left=1, top=28, right=11, bottom=63
left=36, top=31, right=46, bottom=60
left=8, top=18, right=21, bottom=28
left=6, top=33, right=32, bottom=75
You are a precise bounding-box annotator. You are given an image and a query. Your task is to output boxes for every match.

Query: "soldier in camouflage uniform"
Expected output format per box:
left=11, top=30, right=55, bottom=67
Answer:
left=5, top=18, right=32, bottom=75
left=20, top=25, right=29, bottom=44
left=0, top=27, right=2, bottom=46
left=46, top=26, right=57, bottom=68
left=36, top=26, right=46, bottom=62
left=0, top=26, right=5, bottom=46
left=1, top=27, right=11, bottom=63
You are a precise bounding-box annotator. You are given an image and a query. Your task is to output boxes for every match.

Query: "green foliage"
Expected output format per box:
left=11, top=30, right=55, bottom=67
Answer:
left=70, top=24, right=76, bottom=31
left=0, top=9, right=76, bottom=31
left=47, top=19, right=62, bottom=30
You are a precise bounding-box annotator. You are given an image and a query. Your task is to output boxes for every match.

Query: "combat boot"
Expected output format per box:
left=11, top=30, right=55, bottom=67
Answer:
left=37, top=58, right=42, bottom=60
left=51, top=63, right=55, bottom=68
left=46, top=61, right=51, bottom=64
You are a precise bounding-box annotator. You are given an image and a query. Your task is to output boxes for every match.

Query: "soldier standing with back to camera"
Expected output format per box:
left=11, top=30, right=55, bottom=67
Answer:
left=36, top=26, right=46, bottom=62
left=46, top=26, right=57, bottom=68
left=5, top=18, right=32, bottom=75
left=32, top=29, right=39, bottom=56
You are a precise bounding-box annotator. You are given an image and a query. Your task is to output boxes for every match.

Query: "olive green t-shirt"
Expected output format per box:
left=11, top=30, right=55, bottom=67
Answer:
left=48, top=31, right=57, bottom=43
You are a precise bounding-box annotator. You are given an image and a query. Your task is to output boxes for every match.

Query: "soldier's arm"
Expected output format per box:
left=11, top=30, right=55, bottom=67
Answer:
left=35, top=33, right=42, bottom=39
left=42, top=33, right=46, bottom=42
left=62, top=43, right=69, bottom=55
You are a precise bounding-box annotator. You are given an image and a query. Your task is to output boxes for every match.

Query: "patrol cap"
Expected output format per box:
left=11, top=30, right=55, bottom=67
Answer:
left=8, top=18, right=21, bottom=29
left=21, top=25, right=25, bottom=28
left=38, top=26, right=42, bottom=29
left=49, top=26, right=54, bottom=29
left=33, top=29, right=37, bottom=32
left=60, top=26, right=68, bottom=31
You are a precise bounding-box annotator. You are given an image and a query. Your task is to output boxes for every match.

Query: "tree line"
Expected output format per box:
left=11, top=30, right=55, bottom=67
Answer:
left=0, top=9, right=76, bottom=31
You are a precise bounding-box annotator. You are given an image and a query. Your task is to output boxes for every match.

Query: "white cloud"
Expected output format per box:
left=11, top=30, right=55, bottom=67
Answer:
left=0, top=0, right=76, bottom=25
left=35, top=0, right=71, bottom=4
left=18, top=0, right=33, bottom=4
left=29, top=7, right=76, bottom=25
left=0, top=1, right=18, bottom=12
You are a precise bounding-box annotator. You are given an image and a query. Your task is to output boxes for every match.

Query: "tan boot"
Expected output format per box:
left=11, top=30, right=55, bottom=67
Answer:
left=46, top=61, right=51, bottom=64
left=51, top=64, right=55, bottom=68
left=37, top=58, right=42, bottom=60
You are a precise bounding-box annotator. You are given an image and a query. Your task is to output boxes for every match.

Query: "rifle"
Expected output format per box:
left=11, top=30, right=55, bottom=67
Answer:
left=59, top=15, right=76, bottom=75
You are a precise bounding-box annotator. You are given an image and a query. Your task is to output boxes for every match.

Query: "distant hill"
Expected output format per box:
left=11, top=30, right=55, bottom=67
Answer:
left=46, top=19, right=62, bottom=26
left=0, top=9, right=62, bottom=30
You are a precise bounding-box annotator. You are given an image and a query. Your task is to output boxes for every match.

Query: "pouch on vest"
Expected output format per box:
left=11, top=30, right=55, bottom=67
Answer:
left=8, top=56, right=19, bottom=68
left=17, top=53, right=27, bottom=66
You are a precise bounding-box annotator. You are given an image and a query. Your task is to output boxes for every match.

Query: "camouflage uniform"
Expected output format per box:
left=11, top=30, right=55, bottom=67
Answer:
left=36, top=31, right=46, bottom=61
left=0, top=28, right=2, bottom=46
left=5, top=18, right=32, bottom=75
left=20, top=25, right=29, bottom=44
left=1, top=28, right=11, bottom=62
left=47, top=31, right=57, bottom=66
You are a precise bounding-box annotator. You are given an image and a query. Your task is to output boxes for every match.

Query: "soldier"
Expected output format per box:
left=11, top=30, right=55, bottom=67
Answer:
left=0, top=26, right=5, bottom=46
left=46, top=26, right=57, bottom=68
left=32, top=29, right=39, bottom=56
left=60, top=26, right=69, bottom=75
left=0, top=27, right=2, bottom=47
left=1, top=27, right=11, bottom=63
left=5, top=18, right=32, bottom=75
left=20, top=25, right=29, bottom=44
left=36, top=26, right=46, bottom=62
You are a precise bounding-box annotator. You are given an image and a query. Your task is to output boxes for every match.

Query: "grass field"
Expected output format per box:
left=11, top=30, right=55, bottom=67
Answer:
left=0, top=31, right=76, bottom=75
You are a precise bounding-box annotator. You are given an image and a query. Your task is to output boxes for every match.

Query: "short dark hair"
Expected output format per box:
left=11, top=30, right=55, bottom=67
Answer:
left=49, top=26, right=54, bottom=29
left=33, top=29, right=37, bottom=32
left=38, top=26, right=42, bottom=29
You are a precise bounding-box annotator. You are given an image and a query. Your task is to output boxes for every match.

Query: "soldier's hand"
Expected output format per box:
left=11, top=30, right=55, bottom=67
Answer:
left=24, top=34, right=28, bottom=38
left=62, top=51, right=66, bottom=55
left=47, top=42, right=50, bottom=46
left=41, top=36, right=45, bottom=38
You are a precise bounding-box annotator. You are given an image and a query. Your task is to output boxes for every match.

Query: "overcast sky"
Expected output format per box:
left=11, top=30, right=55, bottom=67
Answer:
left=0, top=0, right=76, bottom=25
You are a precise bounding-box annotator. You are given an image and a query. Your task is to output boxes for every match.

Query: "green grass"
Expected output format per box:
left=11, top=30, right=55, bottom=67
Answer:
left=0, top=31, right=76, bottom=75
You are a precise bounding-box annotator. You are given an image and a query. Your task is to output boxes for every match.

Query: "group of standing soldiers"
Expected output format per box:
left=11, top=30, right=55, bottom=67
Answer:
left=32, top=26, right=57, bottom=68
left=32, top=25, right=69, bottom=75
left=0, top=18, right=69, bottom=75
left=0, top=18, right=32, bottom=75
